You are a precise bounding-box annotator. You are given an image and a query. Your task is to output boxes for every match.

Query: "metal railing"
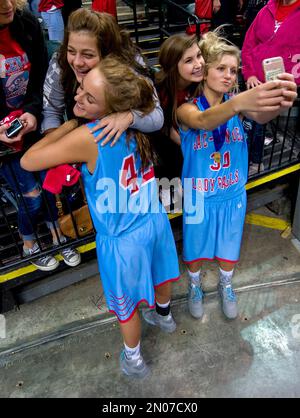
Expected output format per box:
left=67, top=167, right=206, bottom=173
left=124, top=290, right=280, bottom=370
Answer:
left=127, top=0, right=210, bottom=45
left=0, top=170, right=95, bottom=272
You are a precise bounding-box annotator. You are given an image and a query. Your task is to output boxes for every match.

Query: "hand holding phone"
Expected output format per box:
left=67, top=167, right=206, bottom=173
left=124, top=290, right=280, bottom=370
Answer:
left=262, top=57, right=285, bottom=82
left=5, top=118, right=24, bottom=138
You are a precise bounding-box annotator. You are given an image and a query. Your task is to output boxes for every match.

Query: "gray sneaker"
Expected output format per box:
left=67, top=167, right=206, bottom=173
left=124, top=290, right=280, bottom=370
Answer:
left=53, top=238, right=81, bottom=267
left=142, top=309, right=176, bottom=333
left=59, top=246, right=81, bottom=267
left=23, top=243, right=59, bottom=272
left=188, top=283, right=204, bottom=319
left=218, top=283, right=238, bottom=319
left=119, top=350, right=150, bottom=378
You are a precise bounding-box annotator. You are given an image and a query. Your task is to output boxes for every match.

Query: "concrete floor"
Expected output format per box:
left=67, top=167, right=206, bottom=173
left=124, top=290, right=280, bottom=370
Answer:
left=0, top=208, right=300, bottom=397
left=1, top=283, right=300, bottom=398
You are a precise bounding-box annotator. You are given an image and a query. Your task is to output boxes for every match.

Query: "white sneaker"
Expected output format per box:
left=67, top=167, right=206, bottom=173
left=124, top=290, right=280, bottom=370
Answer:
left=264, top=136, right=273, bottom=146
left=160, top=188, right=171, bottom=209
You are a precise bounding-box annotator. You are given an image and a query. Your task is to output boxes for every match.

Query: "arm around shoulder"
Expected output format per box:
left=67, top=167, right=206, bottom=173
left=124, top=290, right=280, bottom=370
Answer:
left=21, top=122, right=94, bottom=172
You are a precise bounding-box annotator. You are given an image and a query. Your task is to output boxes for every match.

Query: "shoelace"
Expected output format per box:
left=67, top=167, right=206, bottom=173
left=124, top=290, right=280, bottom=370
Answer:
left=61, top=247, right=76, bottom=258
left=37, top=254, right=54, bottom=264
left=191, top=284, right=203, bottom=301
left=122, top=350, right=143, bottom=367
left=25, top=245, right=54, bottom=264
left=225, top=285, right=236, bottom=302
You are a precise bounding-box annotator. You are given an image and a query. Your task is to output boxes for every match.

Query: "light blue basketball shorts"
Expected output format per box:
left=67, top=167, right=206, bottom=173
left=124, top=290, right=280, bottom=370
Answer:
left=183, top=189, right=247, bottom=264
left=96, top=212, right=180, bottom=323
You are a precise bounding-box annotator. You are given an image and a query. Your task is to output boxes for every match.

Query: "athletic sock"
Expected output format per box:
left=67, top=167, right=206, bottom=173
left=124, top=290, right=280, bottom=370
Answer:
left=219, top=268, right=234, bottom=285
left=53, top=235, right=67, bottom=246
left=155, top=300, right=171, bottom=317
left=124, top=341, right=141, bottom=361
left=187, top=269, right=201, bottom=286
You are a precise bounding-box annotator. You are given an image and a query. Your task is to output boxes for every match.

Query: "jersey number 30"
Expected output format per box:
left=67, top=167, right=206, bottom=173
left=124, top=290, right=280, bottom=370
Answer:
left=210, top=151, right=231, bottom=171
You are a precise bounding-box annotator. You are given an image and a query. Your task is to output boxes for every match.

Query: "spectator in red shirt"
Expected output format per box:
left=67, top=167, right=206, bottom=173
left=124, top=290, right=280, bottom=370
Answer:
left=186, top=0, right=221, bottom=34
left=92, top=0, right=117, bottom=18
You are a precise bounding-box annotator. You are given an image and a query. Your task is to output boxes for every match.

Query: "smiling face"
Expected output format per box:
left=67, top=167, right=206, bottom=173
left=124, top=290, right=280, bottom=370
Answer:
left=0, top=0, right=16, bottom=26
left=73, top=67, right=107, bottom=120
left=204, top=54, right=238, bottom=96
left=177, top=43, right=205, bottom=88
left=67, top=31, right=101, bottom=83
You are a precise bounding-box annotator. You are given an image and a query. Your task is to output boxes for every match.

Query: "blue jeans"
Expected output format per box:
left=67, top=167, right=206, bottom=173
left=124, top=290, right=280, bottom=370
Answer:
left=0, top=156, right=58, bottom=241
left=41, top=9, right=64, bottom=42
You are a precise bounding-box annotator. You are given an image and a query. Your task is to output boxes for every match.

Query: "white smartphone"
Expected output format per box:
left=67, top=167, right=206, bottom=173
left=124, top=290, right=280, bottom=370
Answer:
left=262, top=57, right=285, bottom=82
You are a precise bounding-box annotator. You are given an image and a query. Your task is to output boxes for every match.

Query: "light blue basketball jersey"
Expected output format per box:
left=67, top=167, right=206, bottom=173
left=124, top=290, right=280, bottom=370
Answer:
left=81, top=121, right=160, bottom=237
left=180, top=94, right=248, bottom=201
left=80, top=121, right=180, bottom=322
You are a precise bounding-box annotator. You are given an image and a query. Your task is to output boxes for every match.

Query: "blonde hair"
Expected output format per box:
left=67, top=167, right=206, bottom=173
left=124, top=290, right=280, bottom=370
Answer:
left=96, top=56, right=156, bottom=168
left=16, top=0, right=27, bottom=10
left=199, top=28, right=240, bottom=92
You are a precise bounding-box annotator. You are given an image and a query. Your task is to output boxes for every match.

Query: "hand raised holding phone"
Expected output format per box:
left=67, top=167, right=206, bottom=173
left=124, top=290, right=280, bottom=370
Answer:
left=263, top=57, right=285, bottom=82
left=262, top=57, right=296, bottom=109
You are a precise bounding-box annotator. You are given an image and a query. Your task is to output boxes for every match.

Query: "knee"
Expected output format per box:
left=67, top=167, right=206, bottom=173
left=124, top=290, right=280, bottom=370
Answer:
left=19, top=188, right=42, bottom=214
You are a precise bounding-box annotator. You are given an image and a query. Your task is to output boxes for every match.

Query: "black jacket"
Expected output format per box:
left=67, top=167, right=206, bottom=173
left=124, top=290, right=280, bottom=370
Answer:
left=0, top=9, right=48, bottom=124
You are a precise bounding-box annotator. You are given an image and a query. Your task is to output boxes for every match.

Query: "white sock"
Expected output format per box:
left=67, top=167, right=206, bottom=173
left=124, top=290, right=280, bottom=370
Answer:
left=219, top=268, right=234, bottom=285
left=53, top=235, right=67, bottom=245
left=187, top=269, right=201, bottom=286
left=156, top=300, right=170, bottom=308
left=124, top=341, right=141, bottom=361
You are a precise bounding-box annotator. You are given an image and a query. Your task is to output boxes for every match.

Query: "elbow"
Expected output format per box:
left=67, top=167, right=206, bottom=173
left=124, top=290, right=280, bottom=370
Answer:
left=148, top=107, right=164, bottom=132
left=20, top=154, right=30, bottom=171
left=154, top=115, right=164, bottom=132
left=20, top=154, right=27, bottom=170
left=20, top=153, right=35, bottom=172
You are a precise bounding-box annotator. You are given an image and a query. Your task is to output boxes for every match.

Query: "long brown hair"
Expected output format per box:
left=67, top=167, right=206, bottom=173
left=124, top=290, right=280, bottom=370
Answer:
left=58, top=8, right=150, bottom=110
left=96, top=57, right=156, bottom=169
left=156, top=34, right=202, bottom=129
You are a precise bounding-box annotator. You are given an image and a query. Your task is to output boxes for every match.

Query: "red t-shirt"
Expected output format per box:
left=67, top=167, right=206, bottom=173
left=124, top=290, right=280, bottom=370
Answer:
left=0, top=27, right=31, bottom=111
left=92, top=0, right=117, bottom=17
left=195, top=0, right=213, bottom=18
left=275, top=0, right=300, bottom=31
left=38, top=1, right=64, bottom=12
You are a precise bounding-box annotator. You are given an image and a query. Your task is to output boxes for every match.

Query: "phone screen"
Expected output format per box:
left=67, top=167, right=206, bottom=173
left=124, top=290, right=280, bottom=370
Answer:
left=6, top=118, right=23, bottom=138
